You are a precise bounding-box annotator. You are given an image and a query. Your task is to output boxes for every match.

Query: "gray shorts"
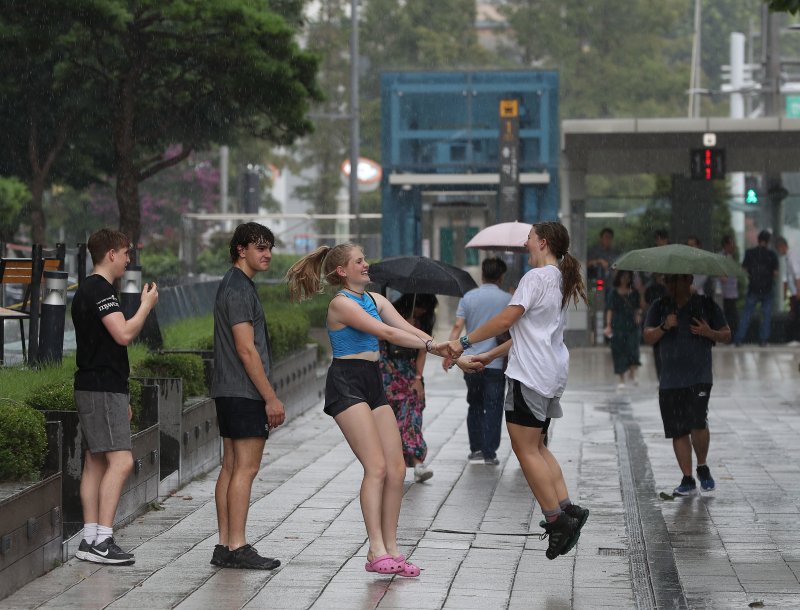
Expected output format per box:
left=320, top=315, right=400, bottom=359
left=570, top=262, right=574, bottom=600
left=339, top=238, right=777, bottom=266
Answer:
left=503, top=378, right=563, bottom=424
left=74, top=391, right=132, bottom=453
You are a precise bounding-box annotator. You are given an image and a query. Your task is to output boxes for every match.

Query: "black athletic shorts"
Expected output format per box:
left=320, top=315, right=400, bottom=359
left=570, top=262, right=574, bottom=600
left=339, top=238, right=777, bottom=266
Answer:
left=504, top=380, right=552, bottom=433
left=215, top=396, right=269, bottom=439
left=324, top=358, right=388, bottom=418
left=658, top=383, right=712, bottom=439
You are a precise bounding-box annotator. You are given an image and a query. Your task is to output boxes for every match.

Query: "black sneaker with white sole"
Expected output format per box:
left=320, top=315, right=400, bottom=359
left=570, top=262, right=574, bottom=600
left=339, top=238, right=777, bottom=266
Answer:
left=228, top=544, right=280, bottom=570
left=85, top=537, right=135, bottom=565
left=75, top=539, right=92, bottom=561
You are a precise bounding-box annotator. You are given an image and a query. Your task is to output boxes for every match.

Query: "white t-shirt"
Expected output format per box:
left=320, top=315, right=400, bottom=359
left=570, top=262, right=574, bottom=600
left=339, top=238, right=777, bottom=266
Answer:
left=504, top=265, right=569, bottom=398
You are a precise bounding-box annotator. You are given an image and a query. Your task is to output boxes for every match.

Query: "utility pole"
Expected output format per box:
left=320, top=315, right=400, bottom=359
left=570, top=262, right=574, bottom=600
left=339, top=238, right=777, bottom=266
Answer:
left=349, top=0, right=361, bottom=245
left=688, top=0, right=702, bottom=117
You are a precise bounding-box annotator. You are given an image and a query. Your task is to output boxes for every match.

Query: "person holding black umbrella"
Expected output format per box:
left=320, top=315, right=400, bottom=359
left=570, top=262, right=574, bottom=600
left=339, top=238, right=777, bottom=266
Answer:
left=286, top=244, right=472, bottom=578
left=446, top=222, right=590, bottom=561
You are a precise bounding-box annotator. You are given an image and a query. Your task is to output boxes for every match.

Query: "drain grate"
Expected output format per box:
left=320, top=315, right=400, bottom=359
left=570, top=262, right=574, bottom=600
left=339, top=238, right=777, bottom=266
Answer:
left=597, top=547, right=627, bottom=556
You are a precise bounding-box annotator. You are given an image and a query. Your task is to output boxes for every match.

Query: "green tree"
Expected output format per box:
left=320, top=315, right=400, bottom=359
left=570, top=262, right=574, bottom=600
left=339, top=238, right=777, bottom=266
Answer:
left=501, top=0, right=689, bottom=118
left=0, top=3, right=105, bottom=245
left=0, top=176, right=30, bottom=242
left=13, top=1, right=321, bottom=247
left=766, top=0, right=800, bottom=14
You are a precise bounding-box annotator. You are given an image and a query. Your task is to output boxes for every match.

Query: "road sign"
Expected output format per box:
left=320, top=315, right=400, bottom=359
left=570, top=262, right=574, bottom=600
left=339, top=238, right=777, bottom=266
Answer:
left=498, top=100, right=519, bottom=221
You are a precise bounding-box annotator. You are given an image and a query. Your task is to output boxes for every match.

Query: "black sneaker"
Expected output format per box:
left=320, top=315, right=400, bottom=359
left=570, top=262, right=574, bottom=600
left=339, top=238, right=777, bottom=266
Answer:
left=75, top=539, right=92, bottom=561
left=228, top=544, right=280, bottom=570
left=85, top=537, right=135, bottom=565
left=696, top=465, right=715, bottom=491
left=538, top=504, right=589, bottom=556
left=540, top=513, right=579, bottom=560
left=210, top=544, right=232, bottom=567
left=673, top=475, right=699, bottom=496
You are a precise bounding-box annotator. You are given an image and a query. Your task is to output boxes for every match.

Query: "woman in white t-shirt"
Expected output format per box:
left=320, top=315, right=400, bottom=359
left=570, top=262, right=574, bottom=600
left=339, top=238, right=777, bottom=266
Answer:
left=447, top=221, right=590, bottom=560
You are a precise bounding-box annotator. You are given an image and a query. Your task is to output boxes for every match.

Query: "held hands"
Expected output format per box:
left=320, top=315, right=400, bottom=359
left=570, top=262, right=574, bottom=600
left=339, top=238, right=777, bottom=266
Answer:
left=455, top=355, right=484, bottom=374
left=429, top=340, right=462, bottom=360
left=663, top=312, right=678, bottom=331
left=445, top=339, right=465, bottom=359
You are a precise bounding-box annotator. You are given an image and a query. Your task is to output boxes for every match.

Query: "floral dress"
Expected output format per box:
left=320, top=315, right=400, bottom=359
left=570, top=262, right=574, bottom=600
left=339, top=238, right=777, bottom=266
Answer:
left=379, top=343, right=427, bottom=467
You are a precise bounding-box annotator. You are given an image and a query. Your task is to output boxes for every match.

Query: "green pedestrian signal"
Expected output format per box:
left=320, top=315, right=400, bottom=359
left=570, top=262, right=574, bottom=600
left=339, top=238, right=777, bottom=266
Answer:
left=744, top=176, right=759, bottom=205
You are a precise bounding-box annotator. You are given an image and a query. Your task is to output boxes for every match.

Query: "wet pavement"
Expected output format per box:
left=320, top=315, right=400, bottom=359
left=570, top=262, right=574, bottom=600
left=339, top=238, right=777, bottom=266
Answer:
left=1, top=345, right=799, bottom=609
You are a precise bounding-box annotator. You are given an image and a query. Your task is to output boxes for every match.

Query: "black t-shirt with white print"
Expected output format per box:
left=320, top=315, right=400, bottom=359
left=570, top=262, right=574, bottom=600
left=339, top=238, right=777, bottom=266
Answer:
left=72, top=274, right=129, bottom=393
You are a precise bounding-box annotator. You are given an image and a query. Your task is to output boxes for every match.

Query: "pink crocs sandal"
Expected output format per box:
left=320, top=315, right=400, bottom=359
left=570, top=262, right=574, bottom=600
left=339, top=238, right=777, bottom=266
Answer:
left=392, top=554, right=421, bottom=577
left=365, top=554, right=403, bottom=574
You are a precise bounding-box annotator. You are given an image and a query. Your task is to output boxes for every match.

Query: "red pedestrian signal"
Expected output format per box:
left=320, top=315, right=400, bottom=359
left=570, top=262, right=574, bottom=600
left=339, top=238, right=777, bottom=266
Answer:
left=690, top=148, right=725, bottom=180
left=596, top=279, right=604, bottom=292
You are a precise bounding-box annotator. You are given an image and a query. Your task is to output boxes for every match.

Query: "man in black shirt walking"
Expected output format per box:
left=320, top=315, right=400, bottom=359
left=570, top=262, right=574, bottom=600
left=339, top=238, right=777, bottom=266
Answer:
left=72, top=229, right=158, bottom=565
left=734, top=230, right=779, bottom=346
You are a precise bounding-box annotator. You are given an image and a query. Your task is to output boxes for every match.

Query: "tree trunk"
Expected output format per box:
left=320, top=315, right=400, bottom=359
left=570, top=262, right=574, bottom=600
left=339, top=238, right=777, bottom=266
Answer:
left=116, top=166, right=140, bottom=247
left=29, top=175, right=46, bottom=245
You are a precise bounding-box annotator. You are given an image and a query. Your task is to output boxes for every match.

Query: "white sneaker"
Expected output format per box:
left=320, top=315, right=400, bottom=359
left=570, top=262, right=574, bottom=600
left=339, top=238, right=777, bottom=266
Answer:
left=414, top=463, right=433, bottom=483
left=785, top=340, right=800, bottom=347
left=617, top=382, right=626, bottom=390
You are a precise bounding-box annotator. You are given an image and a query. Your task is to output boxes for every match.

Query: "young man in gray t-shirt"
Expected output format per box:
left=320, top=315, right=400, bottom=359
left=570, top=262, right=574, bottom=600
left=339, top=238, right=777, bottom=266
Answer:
left=210, top=222, right=285, bottom=570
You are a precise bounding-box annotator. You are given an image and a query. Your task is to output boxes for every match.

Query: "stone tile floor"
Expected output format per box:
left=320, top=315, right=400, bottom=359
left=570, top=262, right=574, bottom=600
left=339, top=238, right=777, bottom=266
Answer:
left=1, top=345, right=798, bottom=609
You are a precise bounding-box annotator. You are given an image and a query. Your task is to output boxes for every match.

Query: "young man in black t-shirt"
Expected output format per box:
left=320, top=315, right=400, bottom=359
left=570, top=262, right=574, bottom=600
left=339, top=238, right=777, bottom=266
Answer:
left=72, top=229, right=158, bottom=565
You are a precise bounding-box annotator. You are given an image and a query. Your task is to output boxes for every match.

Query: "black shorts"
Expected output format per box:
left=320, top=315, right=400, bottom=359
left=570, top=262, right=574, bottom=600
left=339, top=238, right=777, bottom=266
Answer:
left=658, top=383, right=712, bottom=438
left=324, top=359, right=388, bottom=418
left=504, top=380, right=552, bottom=433
left=215, top=396, right=269, bottom=439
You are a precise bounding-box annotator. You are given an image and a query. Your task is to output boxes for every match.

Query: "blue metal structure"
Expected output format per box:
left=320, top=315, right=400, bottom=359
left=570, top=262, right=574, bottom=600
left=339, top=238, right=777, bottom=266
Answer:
left=380, top=70, right=559, bottom=257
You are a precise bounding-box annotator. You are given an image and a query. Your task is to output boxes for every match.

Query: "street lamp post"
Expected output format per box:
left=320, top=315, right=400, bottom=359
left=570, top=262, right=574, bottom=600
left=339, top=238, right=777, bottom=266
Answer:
left=349, top=0, right=361, bottom=244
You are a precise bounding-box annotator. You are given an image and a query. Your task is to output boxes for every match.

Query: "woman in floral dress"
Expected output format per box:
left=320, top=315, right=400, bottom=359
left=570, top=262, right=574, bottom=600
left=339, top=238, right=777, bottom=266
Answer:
left=380, top=293, right=437, bottom=483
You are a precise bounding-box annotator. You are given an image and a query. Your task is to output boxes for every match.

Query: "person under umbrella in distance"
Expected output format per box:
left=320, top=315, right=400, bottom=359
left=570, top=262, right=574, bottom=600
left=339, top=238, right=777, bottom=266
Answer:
left=643, top=274, right=731, bottom=496
left=446, top=222, right=590, bottom=560
left=286, top=244, right=479, bottom=578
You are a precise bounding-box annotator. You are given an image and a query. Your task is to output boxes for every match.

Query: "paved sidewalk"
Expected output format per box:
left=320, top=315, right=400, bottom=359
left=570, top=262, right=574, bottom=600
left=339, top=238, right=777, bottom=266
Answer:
left=2, top=346, right=798, bottom=609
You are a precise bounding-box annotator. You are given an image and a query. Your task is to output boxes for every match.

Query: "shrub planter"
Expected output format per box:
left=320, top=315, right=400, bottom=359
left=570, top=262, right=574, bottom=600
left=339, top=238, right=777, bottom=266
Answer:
left=113, top=422, right=160, bottom=528
left=180, top=397, right=220, bottom=483
left=272, top=344, right=325, bottom=421
left=132, top=377, right=183, bottom=494
left=0, top=421, right=62, bottom=601
left=132, top=377, right=221, bottom=494
left=35, top=410, right=82, bottom=539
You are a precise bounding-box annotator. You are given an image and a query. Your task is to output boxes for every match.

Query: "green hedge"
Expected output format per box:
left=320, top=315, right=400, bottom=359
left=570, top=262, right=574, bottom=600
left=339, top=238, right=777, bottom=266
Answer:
left=25, top=379, right=144, bottom=425
left=132, top=353, right=206, bottom=398
left=0, top=403, right=47, bottom=481
left=269, top=308, right=311, bottom=361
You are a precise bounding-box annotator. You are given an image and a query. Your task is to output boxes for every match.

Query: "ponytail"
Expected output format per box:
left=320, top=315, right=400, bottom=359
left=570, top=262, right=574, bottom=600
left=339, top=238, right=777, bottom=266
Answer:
left=559, top=252, right=588, bottom=310
left=285, top=246, right=331, bottom=302
left=286, top=243, right=360, bottom=302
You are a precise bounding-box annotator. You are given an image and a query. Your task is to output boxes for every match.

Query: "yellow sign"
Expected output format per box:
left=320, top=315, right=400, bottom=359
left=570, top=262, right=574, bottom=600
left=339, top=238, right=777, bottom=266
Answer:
left=500, top=99, right=518, bottom=118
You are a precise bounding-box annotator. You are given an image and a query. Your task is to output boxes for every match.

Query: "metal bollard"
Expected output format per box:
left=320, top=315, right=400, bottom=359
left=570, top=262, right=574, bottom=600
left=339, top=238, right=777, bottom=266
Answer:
left=119, top=266, right=142, bottom=320
left=38, top=270, right=68, bottom=364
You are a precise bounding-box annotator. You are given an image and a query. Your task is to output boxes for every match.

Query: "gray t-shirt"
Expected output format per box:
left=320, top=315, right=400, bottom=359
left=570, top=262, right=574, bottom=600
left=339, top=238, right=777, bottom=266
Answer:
left=211, top=266, right=272, bottom=400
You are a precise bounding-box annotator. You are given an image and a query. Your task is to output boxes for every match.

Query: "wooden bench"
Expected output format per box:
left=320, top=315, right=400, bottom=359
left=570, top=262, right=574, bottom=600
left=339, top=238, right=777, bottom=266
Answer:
left=0, top=251, right=64, bottom=364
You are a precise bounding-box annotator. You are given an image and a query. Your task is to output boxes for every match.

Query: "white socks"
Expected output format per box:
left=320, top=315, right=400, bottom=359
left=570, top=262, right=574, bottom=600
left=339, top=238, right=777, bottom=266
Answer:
left=83, top=523, right=98, bottom=544
left=96, top=525, right=113, bottom=544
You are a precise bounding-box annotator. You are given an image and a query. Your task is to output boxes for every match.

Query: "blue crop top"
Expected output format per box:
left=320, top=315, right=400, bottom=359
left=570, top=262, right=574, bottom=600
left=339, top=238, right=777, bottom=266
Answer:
left=328, top=291, right=382, bottom=357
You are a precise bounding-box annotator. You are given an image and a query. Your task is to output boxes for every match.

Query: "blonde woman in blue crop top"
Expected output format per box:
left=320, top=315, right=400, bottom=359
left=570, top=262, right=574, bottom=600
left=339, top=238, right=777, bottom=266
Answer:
left=287, top=243, right=479, bottom=578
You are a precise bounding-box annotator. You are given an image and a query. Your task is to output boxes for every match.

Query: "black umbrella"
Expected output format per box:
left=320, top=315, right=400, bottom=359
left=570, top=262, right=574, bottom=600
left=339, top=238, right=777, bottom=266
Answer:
left=367, top=256, right=478, bottom=297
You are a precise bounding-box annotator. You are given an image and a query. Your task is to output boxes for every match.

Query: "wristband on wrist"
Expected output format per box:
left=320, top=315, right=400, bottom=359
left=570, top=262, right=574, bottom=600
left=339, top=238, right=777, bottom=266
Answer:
left=659, top=322, right=668, bottom=332
left=425, top=338, right=434, bottom=353
left=459, top=335, right=472, bottom=350
left=414, top=375, right=423, bottom=380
